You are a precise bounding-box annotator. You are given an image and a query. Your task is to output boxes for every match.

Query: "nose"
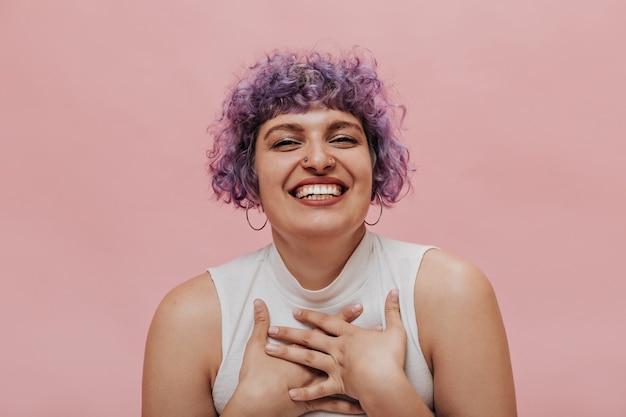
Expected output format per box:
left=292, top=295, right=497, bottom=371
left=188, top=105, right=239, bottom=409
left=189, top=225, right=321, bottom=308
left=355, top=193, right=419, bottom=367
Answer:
left=302, top=149, right=336, bottom=172
left=301, top=139, right=337, bottom=172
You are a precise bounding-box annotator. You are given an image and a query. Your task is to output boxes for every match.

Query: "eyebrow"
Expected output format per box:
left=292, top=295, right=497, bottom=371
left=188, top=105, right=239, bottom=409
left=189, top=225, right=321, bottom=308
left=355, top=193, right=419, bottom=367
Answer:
left=262, top=120, right=365, bottom=141
left=327, top=120, right=365, bottom=135
left=262, top=123, right=305, bottom=140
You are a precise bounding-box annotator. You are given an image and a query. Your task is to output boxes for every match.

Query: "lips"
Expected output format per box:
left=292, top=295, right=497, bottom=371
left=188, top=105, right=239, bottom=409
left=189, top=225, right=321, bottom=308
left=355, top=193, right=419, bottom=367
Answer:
left=292, top=183, right=345, bottom=200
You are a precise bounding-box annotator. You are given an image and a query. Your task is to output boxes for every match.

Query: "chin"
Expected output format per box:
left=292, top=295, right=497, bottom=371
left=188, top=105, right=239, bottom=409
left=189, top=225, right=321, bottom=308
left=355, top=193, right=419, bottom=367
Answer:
left=297, top=220, right=364, bottom=238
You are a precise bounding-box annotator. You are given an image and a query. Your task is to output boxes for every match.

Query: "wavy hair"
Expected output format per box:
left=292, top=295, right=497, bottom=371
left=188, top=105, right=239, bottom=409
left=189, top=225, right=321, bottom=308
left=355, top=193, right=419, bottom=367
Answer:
left=207, top=48, right=412, bottom=208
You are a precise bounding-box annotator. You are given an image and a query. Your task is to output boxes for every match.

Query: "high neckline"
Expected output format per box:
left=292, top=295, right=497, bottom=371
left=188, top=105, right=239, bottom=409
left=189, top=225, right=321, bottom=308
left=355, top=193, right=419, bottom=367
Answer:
left=267, top=231, right=374, bottom=309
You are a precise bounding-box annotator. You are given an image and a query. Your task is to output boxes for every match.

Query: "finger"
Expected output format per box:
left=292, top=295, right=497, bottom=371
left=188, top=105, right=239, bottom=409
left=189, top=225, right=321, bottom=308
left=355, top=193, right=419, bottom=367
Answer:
left=265, top=341, right=334, bottom=372
left=268, top=324, right=330, bottom=352
left=335, top=303, right=363, bottom=323
left=288, top=380, right=342, bottom=402
left=384, top=289, right=402, bottom=330
left=310, top=304, right=362, bottom=337
left=251, top=299, right=270, bottom=343
left=304, top=396, right=364, bottom=415
left=293, top=308, right=350, bottom=336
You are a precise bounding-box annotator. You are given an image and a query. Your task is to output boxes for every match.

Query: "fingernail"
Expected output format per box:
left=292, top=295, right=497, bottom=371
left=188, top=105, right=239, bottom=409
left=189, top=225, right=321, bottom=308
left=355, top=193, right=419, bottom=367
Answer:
left=268, top=326, right=278, bottom=336
left=351, top=304, right=363, bottom=314
left=288, top=389, right=300, bottom=399
left=265, top=343, right=278, bottom=353
left=293, top=308, right=302, bottom=318
left=390, top=289, right=399, bottom=302
left=254, top=299, right=263, bottom=313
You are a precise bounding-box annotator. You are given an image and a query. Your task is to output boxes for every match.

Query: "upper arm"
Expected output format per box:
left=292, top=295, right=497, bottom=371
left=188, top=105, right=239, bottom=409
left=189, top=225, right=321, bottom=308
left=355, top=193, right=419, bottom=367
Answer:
left=415, top=250, right=517, bottom=417
left=142, top=272, right=222, bottom=417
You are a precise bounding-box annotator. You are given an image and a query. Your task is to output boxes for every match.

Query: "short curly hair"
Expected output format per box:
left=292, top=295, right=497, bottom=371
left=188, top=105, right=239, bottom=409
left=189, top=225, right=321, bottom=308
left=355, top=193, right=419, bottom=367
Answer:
left=207, top=48, right=412, bottom=208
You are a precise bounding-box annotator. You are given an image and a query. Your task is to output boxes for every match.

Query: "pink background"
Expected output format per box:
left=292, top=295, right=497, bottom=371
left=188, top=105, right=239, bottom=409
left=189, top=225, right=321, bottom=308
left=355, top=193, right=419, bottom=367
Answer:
left=1, top=1, right=624, bottom=416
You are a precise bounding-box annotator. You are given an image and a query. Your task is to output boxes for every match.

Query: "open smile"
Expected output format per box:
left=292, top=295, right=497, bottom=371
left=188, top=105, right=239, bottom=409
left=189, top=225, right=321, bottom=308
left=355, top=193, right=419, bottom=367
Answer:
left=291, top=184, right=346, bottom=200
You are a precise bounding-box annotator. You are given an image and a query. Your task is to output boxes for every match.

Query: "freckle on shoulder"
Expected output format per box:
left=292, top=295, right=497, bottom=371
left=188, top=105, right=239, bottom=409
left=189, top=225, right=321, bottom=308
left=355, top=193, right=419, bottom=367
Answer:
left=157, top=272, right=220, bottom=322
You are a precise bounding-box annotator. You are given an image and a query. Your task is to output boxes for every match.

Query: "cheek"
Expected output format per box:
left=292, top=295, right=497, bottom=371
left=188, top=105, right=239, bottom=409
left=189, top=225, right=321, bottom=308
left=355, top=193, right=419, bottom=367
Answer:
left=356, top=156, right=375, bottom=186
left=255, top=156, right=290, bottom=195
left=255, top=168, right=271, bottom=197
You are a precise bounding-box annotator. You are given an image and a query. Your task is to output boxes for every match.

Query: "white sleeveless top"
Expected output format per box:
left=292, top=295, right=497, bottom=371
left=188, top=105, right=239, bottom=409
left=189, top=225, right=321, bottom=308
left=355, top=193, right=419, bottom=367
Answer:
left=209, top=231, right=435, bottom=416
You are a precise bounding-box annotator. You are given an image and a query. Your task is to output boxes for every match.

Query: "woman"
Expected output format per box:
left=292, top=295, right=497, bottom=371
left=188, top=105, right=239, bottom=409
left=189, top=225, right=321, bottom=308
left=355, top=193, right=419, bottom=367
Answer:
left=142, top=48, right=517, bottom=417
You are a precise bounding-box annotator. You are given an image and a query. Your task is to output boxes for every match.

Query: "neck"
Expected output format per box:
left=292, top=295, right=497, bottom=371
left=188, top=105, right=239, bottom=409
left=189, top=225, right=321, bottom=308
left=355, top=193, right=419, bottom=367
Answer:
left=271, top=225, right=367, bottom=290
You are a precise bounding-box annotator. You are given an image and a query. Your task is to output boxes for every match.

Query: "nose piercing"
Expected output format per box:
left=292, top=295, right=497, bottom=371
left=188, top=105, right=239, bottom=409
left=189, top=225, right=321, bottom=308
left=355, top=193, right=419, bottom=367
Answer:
left=303, top=156, right=335, bottom=166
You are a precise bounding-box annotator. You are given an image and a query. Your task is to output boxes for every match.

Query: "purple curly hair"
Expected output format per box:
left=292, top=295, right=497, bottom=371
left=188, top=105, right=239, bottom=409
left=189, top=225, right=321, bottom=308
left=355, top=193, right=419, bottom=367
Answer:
left=207, top=48, right=412, bottom=208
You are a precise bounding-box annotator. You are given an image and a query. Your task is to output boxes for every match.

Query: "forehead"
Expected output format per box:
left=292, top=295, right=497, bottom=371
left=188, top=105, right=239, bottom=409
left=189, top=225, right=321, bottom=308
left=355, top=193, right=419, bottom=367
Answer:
left=258, top=108, right=363, bottom=136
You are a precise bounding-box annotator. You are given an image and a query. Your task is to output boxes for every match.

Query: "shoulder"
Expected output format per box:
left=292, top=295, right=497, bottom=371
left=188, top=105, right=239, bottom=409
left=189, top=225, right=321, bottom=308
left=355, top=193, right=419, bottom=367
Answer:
left=142, top=273, right=222, bottom=416
left=147, top=271, right=222, bottom=351
left=414, top=250, right=517, bottom=416
left=148, top=273, right=222, bottom=348
left=143, top=273, right=222, bottom=401
left=148, top=272, right=222, bottom=364
left=414, top=249, right=502, bottom=359
left=416, top=249, right=495, bottom=307
left=155, top=272, right=220, bottom=319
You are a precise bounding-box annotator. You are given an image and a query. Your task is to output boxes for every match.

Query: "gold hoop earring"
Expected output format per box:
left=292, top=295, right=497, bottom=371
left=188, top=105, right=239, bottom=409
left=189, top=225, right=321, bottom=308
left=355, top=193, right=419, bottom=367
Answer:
left=364, top=193, right=383, bottom=226
left=245, top=201, right=268, bottom=231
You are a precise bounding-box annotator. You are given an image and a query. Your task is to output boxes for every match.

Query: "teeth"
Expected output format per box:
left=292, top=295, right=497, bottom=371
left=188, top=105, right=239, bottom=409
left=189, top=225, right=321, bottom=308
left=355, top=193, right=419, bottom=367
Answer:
left=294, top=184, right=343, bottom=199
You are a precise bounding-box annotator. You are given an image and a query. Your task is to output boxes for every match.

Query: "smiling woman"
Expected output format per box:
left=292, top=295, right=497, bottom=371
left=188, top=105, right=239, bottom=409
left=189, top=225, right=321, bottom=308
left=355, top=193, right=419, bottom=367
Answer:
left=141, top=48, right=517, bottom=417
left=255, top=108, right=373, bottom=258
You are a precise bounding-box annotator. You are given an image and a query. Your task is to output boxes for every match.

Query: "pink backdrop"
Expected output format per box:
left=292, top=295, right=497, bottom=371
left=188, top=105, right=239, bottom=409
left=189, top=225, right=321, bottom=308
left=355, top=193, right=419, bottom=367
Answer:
left=1, top=1, right=624, bottom=416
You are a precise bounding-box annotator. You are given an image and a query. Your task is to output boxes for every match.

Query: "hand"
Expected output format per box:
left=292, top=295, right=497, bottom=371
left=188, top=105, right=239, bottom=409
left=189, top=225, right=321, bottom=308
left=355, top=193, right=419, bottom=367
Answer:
left=221, top=299, right=365, bottom=417
left=264, top=290, right=408, bottom=404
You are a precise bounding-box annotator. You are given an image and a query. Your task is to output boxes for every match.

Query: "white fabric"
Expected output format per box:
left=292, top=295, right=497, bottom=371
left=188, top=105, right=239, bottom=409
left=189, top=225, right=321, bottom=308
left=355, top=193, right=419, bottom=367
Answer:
left=209, top=231, right=435, bottom=416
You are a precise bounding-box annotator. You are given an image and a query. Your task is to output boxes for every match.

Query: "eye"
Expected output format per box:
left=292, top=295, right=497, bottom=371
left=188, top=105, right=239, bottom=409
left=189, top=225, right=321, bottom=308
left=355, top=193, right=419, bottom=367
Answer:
left=329, top=135, right=359, bottom=147
left=271, top=137, right=302, bottom=151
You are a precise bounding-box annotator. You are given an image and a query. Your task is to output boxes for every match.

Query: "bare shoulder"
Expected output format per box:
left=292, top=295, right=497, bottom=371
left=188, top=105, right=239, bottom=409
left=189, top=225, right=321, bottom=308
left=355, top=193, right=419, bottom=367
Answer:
left=155, top=272, right=221, bottom=327
left=142, top=272, right=222, bottom=417
left=415, top=249, right=501, bottom=354
left=416, top=249, right=496, bottom=306
left=147, top=271, right=222, bottom=375
left=414, top=249, right=517, bottom=417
